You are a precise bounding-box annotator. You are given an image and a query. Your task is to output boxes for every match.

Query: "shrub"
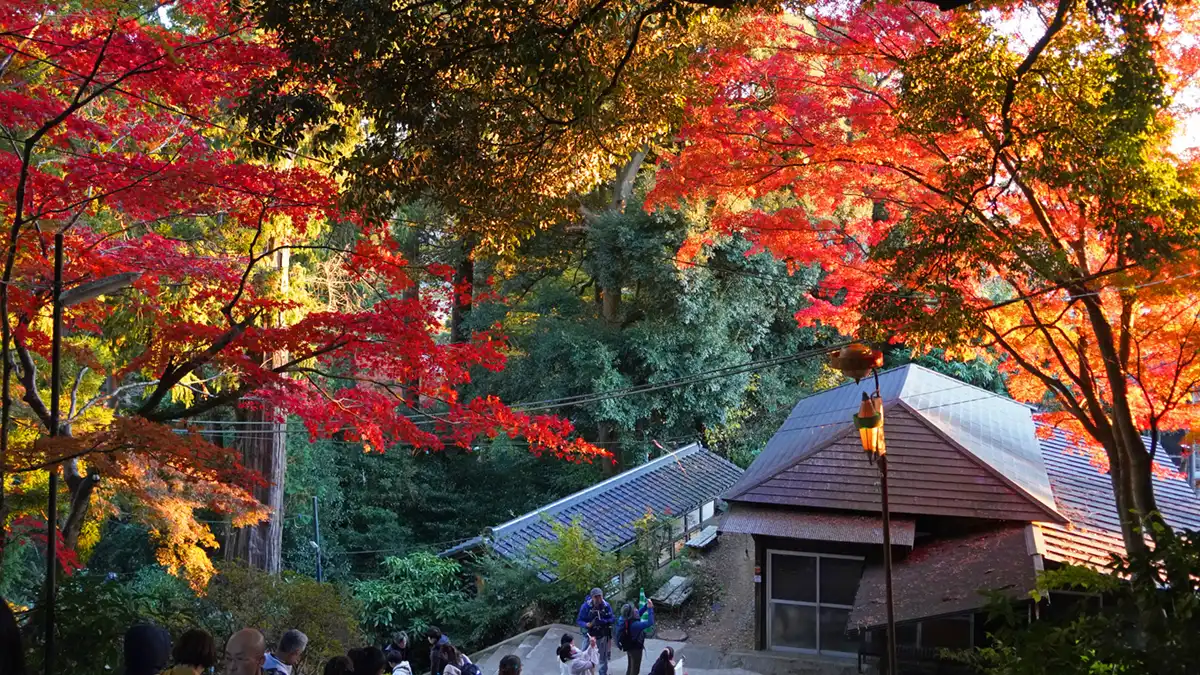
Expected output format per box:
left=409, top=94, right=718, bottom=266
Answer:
left=206, top=563, right=362, bottom=671
left=527, top=518, right=623, bottom=598
left=22, top=570, right=206, bottom=675
left=352, top=552, right=465, bottom=646
left=457, top=554, right=578, bottom=648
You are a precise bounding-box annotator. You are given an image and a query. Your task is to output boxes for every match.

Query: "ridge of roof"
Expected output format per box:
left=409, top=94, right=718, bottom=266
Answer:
left=730, top=363, right=1062, bottom=513
left=489, top=443, right=705, bottom=540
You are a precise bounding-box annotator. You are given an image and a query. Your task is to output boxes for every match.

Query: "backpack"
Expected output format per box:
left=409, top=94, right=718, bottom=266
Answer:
left=458, top=663, right=482, bottom=675
left=616, top=615, right=643, bottom=652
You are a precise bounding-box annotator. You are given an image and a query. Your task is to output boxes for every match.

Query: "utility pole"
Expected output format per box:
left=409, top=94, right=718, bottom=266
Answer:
left=313, top=495, right=323, bottom=583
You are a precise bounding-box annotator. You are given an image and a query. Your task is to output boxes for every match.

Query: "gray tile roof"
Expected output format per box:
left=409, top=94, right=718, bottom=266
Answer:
left=728, top=364, right=1059, bottom=517
left=455, top=443, right=743, bottom=564
left=1038, top=426, right=1200, bottom=566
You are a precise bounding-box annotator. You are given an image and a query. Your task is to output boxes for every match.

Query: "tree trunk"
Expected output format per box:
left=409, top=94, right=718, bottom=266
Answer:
left=228, top=243, right=290, bottom=573
left=449, top=240, right=475, bottom=345
left=591, top=150, right=647, bottom=475
left=598, top=422, right=620, bottom=475
left=1080, top=295, right=1165, bottom=556
left=61, top=460, right=97, bottom=550
left=227, top=406, right=287, bottom=573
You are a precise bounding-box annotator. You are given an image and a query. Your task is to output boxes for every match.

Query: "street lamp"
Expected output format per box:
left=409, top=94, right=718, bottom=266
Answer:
left=830, top=344, right=897, bottom=675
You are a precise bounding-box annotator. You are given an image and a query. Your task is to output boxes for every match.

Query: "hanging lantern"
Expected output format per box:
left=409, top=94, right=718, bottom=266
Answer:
left=854, top=392, right=885, bottom=456
left=830, top=343, right=884, bottom=383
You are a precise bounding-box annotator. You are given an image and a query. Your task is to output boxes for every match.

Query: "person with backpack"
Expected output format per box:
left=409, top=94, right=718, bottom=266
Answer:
left=575, top=588, right=615, bottom=675
left=426, top=627, right=451, bottom=675
left=616, top=599, right=654, bottom=675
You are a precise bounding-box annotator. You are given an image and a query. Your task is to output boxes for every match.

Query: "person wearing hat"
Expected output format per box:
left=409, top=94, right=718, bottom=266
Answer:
left=575, top=588, right=615, bottom=675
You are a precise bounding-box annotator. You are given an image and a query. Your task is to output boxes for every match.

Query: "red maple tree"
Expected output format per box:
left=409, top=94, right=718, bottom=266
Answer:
left=651, top=0, right=1200, bottom=556
left=0, top=0, right=600, bottom=587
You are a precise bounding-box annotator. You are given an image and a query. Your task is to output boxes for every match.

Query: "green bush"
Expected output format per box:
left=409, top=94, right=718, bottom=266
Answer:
left=458, top=554, right=578, bottom=648
left=352, top=551, right=465, bottom=645
left=206, top=563, right=362, bottom=671
left=527, top=518, right=623, bottom=598
left=23, top=570, right=207, bottom=675
left=629, top=513, right=674, bottom=596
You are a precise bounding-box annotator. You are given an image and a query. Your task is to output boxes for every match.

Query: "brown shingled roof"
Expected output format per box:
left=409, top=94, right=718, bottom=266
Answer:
left=731, top=403, right=1063, bottom=523
left=848, top=525, right=1039, bottom=629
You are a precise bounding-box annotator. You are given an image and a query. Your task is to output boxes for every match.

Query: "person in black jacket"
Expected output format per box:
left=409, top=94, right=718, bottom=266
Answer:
left=425, top=627, right=450, bottom=675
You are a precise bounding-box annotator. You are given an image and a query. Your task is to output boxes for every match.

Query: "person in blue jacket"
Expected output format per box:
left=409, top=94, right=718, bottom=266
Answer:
left=616, top=599, right=654, bottom=675
left=576, top=587, right=616, bottom=675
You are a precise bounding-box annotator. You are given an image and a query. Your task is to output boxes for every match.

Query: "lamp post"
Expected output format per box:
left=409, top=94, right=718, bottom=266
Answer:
left=830, top=344, right=897, bottom=675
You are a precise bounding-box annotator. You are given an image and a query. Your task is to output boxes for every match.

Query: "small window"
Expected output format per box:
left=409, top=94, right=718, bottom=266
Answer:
left=701, top=501, right=716, bottom=521
left=686, top=509, right=701, bottom=531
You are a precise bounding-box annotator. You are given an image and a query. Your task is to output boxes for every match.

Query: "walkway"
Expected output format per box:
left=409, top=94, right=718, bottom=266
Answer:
left=472, top=624, right=863, bottom=675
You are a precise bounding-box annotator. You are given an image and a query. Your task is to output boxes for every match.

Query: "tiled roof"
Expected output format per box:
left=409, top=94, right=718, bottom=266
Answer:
left=1037, top=427, right=1200, bottom=568
left=460, top=444, right=742, bottom=564
left=849, top=525, right=1039, bottom=629
left=728, top=366, right=1062, bottom=522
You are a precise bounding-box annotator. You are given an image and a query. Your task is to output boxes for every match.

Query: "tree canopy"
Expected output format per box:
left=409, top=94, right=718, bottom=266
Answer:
left=0, top=0, right=598, bottom=589
left=650, top=0, right=1200, bottom=555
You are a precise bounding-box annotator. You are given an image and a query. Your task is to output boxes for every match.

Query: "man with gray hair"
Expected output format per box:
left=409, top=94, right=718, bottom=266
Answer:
left=263, top=630, right=308, bottom=675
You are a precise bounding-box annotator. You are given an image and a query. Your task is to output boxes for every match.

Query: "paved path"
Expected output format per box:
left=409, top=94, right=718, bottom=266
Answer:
left=473, top=624, right=862, bottom=675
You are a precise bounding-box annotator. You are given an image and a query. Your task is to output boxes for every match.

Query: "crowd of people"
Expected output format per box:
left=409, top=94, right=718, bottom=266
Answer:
left=113, top=625, right=525, bottom=675
left=0, top=585, right=681, bottom=675
left=561, top=587, right=675, bottom=675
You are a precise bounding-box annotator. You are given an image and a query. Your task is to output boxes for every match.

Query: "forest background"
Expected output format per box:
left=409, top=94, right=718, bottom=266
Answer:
left=3, top=0, right=1199, bottom=673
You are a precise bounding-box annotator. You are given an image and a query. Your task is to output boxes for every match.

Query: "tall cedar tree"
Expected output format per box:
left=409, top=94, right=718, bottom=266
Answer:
left=0, top=0, right=598, bottom=589
left=650, top=0, right=1200, bottom=558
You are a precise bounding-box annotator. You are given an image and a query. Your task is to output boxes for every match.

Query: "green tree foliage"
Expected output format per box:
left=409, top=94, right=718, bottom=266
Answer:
left=629, top=513, right=676, bottom=595
left=456, top=554, right=579, bottom=647
left=239, top=0, right=745, bottom=241
left=353, top=552, right=465, bottom=645
left=467, top=198, right=836, bottom=467
left=17, top=563, right=358, bottom=675
left=281, top=434, right=597, bottom=578
left=885, top=347, right=1007, bottom=395
left=961, top=525, right=1200, bottom=675
left=527, top=519, right=623, bottom=598
left=203, top=565, right=362, bottom=668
